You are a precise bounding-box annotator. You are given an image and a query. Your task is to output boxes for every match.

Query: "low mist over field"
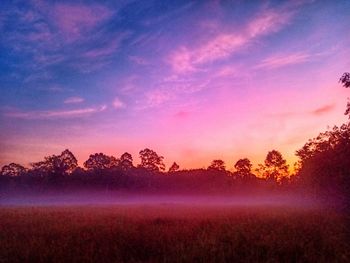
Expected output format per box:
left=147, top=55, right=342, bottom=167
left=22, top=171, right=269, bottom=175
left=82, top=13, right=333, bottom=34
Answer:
left=0, top=192, right=321, bottom=208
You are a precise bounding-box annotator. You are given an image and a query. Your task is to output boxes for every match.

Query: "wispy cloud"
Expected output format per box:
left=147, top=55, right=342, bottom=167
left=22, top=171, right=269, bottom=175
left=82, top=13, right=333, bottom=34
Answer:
left=168, top=7, right=296, bottom=74
left=129, top=56, right=149, bottom=65
left=168, top=47, right=196, bottom=73
left=0, top=14, right=4, bottom=30
left=113, top=97, right=125, bottom=109
left=82, top=33, right=130, bottom=59
left=146, top=89, right=172, bottom=107
left=173, top=110, right=191, bottom=120
left=311, top=104, right=335, bottom=116
left=141, top=2, right=194, bottom=27
left=64, top=97, right=84, bottom=104
left=255, top=52, right=311, bottom=69
left=2, top=1, right=127, bottom=79
left=51, top=3, right=113, bottom=42
left=4, top=105, right=106, bottom=120
left=267, top=103, right=336, bottom=118
left=214, top=65, right=238, bottom=77
left=247, top=9, right=294, bottom=38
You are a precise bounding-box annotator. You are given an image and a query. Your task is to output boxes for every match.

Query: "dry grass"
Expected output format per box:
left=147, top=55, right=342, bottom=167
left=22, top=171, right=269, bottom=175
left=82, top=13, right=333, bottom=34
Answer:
left=0, top=204, right=349, bottom=263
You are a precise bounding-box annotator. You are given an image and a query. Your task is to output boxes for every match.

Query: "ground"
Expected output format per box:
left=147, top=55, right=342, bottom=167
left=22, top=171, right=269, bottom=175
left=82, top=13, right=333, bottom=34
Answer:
left=0, top=204, right=349, bottom=263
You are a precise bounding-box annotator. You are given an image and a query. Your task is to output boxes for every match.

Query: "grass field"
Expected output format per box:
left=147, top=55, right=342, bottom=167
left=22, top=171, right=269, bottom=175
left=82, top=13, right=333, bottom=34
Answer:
left=0, top=204, right=349, bottom=263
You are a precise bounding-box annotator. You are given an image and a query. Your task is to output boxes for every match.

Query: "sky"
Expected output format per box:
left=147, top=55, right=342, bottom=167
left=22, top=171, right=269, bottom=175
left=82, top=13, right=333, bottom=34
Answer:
left=0, top=0, right=350, bottom=170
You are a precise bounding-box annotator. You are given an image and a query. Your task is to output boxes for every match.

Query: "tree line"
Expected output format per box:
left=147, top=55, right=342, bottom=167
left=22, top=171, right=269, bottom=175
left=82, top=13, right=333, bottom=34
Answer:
left=0, top=146, right=294, bottom=193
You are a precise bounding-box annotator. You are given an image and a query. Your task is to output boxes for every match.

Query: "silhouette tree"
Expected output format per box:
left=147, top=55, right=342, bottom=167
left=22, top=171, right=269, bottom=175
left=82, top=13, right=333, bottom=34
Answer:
left=258, top=150, right=289, bottom=182
left=168, top=162, right=180, bottom=173
left=31, top=149, right=78, bottom=177
left=339, top=72, right=350, bottom=117
left=293, top=73, right=350, bottom=209
left=138, top=148, right=165, bottom=172
left=208, top=159, right=226, bottom=171
left=60, top=149, right=79, bottom=174
left=119, top=152, right=134, bottom=171
left=340, top=72, right=350, bottom=88
left=84, top=153, right=119, bottom=171
left=1, top=163, right=26, bottom=177
left=296, top=123, right=350, bottom=208
left=234, top=158, right=254, bottom=179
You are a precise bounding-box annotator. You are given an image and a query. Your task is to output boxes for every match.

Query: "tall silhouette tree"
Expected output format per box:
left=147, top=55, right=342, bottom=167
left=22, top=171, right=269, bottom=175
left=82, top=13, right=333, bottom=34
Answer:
left=119, top=152, right=134, bottom=171
left=1, top=163, right=26, bottom=177
left=234, top=158, right=254, bottom=179
left=84, top=153, right=119, bottom=171
left=294, top=73, right=350, bottom=209
left=59, top=149, right=79, bottom=174
left=296, top=123, right=350, bottom=208
left=31, top=149, right=78, bottom=177
left=339, top=72, right=350, bottom=88
left=258, top=150, right=289, bottom=182
left=208, top=159, right=226, bottom=171
left=168, top=162, right=180, bottom=173
left=138, top=148, right=165, bottom=172
left=339, top=72, right=350, bottom=117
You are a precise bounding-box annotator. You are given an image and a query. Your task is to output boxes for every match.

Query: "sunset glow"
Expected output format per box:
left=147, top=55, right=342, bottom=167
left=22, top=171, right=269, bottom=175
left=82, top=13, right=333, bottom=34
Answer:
left=1, top=0, right=349, bottom=169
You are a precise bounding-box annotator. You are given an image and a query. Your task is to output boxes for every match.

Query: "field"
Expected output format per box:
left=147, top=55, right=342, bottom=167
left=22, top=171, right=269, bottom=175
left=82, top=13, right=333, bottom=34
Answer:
left=0, top=204, right=349, bottom=263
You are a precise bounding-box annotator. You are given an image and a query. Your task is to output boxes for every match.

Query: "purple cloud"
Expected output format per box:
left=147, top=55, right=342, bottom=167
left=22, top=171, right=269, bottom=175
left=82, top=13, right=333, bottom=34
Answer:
left=64, top=97, right=84, bottom=104
left=113, top=98, right=125, bottom=109
left=312, top=104, right=335, bottom=116
left=2, top=1, right=127, bottom=79
left=52, top=3, right=113, bottom=42
left=4, top=105, right=107, bottom=120
left=168, top=7, right=296, bottom=74
left=255, top=52, right=311, bottom=69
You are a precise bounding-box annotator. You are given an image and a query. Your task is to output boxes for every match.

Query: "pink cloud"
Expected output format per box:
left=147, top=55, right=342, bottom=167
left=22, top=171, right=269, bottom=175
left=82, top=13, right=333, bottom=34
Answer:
left=215, top=65, right=238, bottom=77
left=83, top=33, right=129, bottom=59
left=129, top=56, right=149, bottom=65
left=113, top=97, right=125, bottom=109
left=247, top=9, right=294, bottom=37
left=69, top=60, right=111, bottom=74
left=142, top=89, right=172, bottom=108
left=311, top=104, right=335, bottom=116
left=194, top=34, right=246, bottom=64
left=169, top=47, right=196, bottom=73
left=24, top=71, right=53, bottom=83
left=52, top=3, right=113, bottom=42
left=174, top=111, right=190, bottom=119
left=34, top=53, right=66, bottom=67
left=119, top=75, right=139, bottom=93
left=64, top=97, right=84, bottom=104
left=169, top=36, right=245, bottom=73
left=22, top=10, right=38, bottom=23
left=47, top=84, right=65, bottom=92
left=169, top=8, right=295, bottom=74
left=4, top=105, right=106, bottom=120
left=255, top=52, right=311, bottom=69
left=5, top=2, right=121, bottom=76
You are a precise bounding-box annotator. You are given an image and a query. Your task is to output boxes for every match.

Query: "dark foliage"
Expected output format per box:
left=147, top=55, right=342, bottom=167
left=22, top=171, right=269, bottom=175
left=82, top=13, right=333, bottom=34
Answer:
left=339, top=72, right=350, bottom=88
left=168, top=162, right=180, bottom=173
left=0, top=163, right=26, bottom=177
left=255, top=150, right=289, bottom=183
left=138, top=148, right=165, bottom=172
left=84, top=153, right=119, bottom=171
left=296, top=123, right=350, bottom=210
left=208, top=159, right=226, bottom=172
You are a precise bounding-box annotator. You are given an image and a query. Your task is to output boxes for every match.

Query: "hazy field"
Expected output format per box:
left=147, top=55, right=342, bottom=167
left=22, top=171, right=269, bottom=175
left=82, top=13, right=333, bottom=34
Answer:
left=0, top=203, right=349, bottom=263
